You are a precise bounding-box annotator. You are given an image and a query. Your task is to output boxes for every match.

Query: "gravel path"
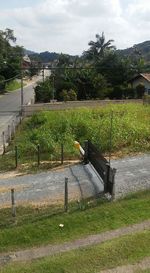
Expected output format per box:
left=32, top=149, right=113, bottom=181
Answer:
left=0, top=154, right=149, bottom=207
left=0, top=219, right=149, bottom=266
left=111, top=154, right=150, bottom=198
left=0, top=162, right=103, bottom=208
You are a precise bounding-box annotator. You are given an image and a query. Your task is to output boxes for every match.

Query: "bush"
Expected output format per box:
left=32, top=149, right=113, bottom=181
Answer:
left=135, top=84, right=145, bottom=98
left=0, top=75, right=5, bottom=93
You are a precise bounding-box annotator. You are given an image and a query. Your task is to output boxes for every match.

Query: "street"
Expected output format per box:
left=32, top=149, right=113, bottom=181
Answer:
left=0, top=83, right=35, bottom=153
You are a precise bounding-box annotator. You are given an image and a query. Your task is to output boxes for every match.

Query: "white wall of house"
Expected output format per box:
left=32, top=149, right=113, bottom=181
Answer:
left=132, top=77, right=150, bottom=94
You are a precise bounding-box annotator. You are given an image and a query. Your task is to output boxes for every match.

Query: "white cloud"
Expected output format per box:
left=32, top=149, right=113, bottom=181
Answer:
left=0, top=0, right=149, bottom=54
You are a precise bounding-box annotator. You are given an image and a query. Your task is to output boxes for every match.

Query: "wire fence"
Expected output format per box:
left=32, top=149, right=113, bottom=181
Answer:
left=0, top=175, right=106, bottom=228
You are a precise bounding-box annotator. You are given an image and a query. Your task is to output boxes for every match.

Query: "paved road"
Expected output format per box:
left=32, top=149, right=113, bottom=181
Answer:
left=0, top=69, right=51, bottom=153
left=0, top=83, right=35, bottom=153
left=0, top=154, right=149, bottom=208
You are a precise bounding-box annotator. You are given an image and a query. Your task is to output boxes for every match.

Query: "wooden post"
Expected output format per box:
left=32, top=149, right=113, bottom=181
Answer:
left=8, top=125, right=11, bottom=142
left=15, top=146, right=18, bottom=168
left=111, top=168, right=117, bottom=200
left=11, top=189, right=16, bottom=217
left=104, top=163, right=110, bottom=193
left=64, top=177, right=68, bottom=212
left=37, top=144, right=40, bottom=167
left=61, top=143, right=64, bottom=164
left=12, top=120, right=15, bottom=135
left=2, top=131, right=6, bottom=154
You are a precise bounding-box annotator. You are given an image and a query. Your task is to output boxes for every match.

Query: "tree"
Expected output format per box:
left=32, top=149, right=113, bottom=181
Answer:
left=83, top=32, right=116, bottom=61
left=135, top=84, right=145, bottom=98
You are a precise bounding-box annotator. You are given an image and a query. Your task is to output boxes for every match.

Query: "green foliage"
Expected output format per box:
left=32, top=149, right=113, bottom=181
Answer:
left=5, top=80, right=21, bottom=91
left=135, top=84, right=145, bottom=98
left=59, top=89, right=77, bottom=101
left=0, top=75, right=5, bottom=92
left=5, top=104, right=150, bottom=163
left=0, top=28, right=23, bottom=82
left=34, top=79, right=53, bottom=102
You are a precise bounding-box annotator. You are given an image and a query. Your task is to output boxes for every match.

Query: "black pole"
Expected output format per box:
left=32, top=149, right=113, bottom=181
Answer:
left=61, top=143, right=64, bottom=164
left=15, top=145, right=18, bottom=168
left=64, top=177, right=68, bottom=212
left=37, top=144, right=40, bottom=167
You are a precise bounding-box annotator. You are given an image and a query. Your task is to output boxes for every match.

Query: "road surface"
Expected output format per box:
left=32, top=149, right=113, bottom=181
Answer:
left=0, top=83, right=35, bottom=153
left=0, top=154, right=149, bottom=208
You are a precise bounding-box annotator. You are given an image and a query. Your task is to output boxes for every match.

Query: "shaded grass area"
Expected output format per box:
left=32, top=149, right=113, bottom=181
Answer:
left=1, top=230, right=150, bottom=273
left=0, top=103, right=150, bottom=172
left=5, top=80, right=26, bottom=92
left=0, top=190, right=149, bottom=253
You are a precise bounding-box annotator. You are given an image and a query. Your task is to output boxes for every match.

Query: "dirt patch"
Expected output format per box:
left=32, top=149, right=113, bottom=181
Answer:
left=100, top=256, right=150, bottom=273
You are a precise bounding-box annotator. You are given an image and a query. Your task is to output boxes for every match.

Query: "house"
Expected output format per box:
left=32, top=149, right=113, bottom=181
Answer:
left=22, top=55, right=31, bottom=69
left=130, top=73, right=150, bottom=95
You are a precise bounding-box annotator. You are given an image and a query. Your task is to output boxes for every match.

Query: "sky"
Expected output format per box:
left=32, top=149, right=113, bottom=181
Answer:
left=0, top=0, right=150, bottom=55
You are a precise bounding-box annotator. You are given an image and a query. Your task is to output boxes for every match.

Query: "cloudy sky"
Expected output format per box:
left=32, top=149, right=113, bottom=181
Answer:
left=0, top=0, right=149, bottom=55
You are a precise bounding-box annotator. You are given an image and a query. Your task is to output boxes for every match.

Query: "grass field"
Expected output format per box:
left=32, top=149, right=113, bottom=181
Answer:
left=1, top=230, right=150, bottom=273
left=0, top=103, right=149, bottom=172
left=0, top=190, right=149, bottom=253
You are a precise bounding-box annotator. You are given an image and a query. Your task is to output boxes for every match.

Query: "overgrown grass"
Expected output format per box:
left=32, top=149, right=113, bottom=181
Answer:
left=1, top=230, right=150, bottom=273
left=0, top=190, right=149, bottom=253
left=5, top=80, right=26, bottom=92
left=0, top=103, right=149, bottom=172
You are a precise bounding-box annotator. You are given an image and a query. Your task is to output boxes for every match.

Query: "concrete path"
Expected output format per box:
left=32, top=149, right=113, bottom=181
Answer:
left=0, top=219, right=149, bottom=266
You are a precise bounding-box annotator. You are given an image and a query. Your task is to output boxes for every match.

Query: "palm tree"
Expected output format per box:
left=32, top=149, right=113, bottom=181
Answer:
left=83, top=32, right=116, bottom=60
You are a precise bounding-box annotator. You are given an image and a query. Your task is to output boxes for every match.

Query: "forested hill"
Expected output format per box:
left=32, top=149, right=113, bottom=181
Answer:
left=117, top=41, right=150, bottom=62
left=24, top=50, right=77, bottom=63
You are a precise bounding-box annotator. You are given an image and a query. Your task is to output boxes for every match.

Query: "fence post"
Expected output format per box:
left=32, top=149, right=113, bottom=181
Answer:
left=109, top=112, right=113, bottom=164
left=12, top=120, right=15, bottom=136
left=8, top=125, right=11, bottom=142
left=104, top=163, right=110, bottom=193
left=37, top=144, right=40, bottom=167
left=84, top=140, right=89, bottom=164
left=64, top=177, right=68, bottom=212
left=15, top=146, right=18, bottom=168
left=2, top=131, right=6, bottom=154
left=111, top=168, right=117, bottom=200
left=61, top=143, right=64, bottom=164
left=11, top=189, right=16, bottom=217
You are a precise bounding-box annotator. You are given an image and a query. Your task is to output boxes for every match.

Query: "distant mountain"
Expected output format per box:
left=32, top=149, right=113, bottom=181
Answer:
left=118, top=41, right=150, bottom=62
left=24, top=49, right=78, bottom=64
left=24, top=49, right=37, bottom=55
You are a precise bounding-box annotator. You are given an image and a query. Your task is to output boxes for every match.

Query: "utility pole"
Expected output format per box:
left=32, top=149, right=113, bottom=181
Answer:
left=52, top=75, right=55, bottom=101
left=42, top=65, right=44, bottom=83
left=20, top=57, right=24, bottom=114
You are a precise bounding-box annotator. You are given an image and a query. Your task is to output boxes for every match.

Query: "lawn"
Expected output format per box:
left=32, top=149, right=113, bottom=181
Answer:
left=0, top=103, right=150, bottom=172
left=0, top=190, right=149, bottom=253
left=1, top=230, right=150, bottom=273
